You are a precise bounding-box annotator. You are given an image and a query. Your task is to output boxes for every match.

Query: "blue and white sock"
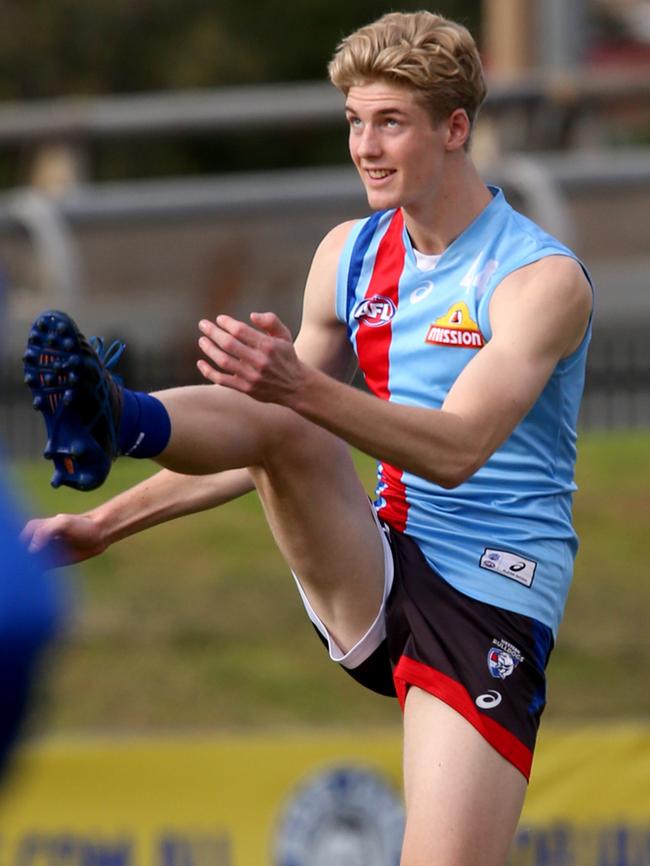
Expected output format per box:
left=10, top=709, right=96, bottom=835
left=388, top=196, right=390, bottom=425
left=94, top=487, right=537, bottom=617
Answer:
left=117, top=389, right=171, bottom=458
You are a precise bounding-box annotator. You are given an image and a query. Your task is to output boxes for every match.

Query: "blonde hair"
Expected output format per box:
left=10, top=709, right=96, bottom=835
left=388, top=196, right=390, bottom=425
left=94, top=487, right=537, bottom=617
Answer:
left=328, top=11, right=487, bottom=133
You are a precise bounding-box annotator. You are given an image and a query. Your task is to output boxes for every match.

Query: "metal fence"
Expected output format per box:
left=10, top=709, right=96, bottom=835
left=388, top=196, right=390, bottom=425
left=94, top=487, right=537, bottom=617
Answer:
left=2, top=330, right=648, bottom=461
left=580, top=330, right=650, bottom=429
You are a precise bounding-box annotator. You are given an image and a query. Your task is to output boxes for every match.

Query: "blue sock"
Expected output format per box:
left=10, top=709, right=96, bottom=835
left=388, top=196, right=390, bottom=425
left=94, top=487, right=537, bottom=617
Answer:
left=117, top=389, right=172, bottom=458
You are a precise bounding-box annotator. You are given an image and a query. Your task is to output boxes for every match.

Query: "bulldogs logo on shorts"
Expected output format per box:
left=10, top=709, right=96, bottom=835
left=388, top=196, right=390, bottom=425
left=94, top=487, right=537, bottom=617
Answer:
left=487, top=638, right=524, bottom=680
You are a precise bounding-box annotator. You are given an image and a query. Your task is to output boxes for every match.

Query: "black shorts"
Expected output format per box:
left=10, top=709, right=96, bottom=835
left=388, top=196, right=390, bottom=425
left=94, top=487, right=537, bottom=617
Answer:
left=318, top=524, right=554, bottom=781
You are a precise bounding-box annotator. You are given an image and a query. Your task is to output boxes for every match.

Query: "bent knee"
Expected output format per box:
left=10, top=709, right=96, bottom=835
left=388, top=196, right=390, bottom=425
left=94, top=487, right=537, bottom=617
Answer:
left=255, top=409, right=349, bottom=469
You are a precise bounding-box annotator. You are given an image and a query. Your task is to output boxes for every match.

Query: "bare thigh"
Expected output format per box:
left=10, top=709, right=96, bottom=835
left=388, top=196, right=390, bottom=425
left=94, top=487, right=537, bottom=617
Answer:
left=401, top=687, right=527, bottom=866
left=250, top=416, right=388, bottom=654
left=154, top=385, right=387, bottom=654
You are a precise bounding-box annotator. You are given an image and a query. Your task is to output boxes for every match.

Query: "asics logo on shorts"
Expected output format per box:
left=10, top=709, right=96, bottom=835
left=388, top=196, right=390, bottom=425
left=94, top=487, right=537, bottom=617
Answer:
left=475, top=690, right=502, bottom=709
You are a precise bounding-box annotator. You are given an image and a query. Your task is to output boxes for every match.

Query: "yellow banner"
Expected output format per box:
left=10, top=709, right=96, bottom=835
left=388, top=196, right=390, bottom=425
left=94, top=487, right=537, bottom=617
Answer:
left=0, top=724, right=648, bottom=866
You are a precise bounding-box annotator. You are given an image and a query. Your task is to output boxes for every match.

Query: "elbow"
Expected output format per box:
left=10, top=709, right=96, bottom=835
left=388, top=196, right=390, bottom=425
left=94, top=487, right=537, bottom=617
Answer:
left=429, top=452, right=483, bottom=489
left=436, top=472, right=464, bottom=490
left=435, top=469, right=470, bottom=490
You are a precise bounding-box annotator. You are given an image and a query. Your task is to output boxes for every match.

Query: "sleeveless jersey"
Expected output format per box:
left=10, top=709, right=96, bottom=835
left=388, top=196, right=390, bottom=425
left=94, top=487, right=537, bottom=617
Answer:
left=335, top=186, right=592, bottom=635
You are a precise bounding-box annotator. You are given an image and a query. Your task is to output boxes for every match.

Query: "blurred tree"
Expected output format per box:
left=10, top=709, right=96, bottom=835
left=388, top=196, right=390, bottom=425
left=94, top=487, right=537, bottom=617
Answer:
left=0, top=0, right=480, bottom=98
left=0, top=0, right=481, bottom=184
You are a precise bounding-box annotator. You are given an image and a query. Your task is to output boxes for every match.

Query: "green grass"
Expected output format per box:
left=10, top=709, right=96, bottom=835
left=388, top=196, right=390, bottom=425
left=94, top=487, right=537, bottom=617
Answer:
left=12, top=429, right=650, bottom=734
left=547, top=429, right=650, bottom=720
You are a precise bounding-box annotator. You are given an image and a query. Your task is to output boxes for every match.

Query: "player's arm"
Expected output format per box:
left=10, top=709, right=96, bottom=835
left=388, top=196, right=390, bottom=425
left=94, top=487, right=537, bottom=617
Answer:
left=432, top=254, right=592, bottom=479
left=22, top=222, right=357, bottom=564
left=21, top=467, right=255, bottom=564
left=199, top=255, right=592, bottom=488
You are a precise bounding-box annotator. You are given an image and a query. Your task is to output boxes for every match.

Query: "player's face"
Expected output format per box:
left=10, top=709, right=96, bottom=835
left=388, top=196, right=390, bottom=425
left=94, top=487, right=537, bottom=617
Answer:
left=345, top=80, right=448, bottom=213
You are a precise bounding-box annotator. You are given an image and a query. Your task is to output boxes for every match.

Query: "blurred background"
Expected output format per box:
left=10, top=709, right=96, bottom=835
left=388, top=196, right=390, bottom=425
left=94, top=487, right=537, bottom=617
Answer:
left=0, top=1, right=649, bottom=864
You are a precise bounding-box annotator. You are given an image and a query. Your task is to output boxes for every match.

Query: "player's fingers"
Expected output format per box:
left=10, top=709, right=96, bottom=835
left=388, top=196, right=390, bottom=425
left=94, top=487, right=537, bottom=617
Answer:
left=199, top=319, right=264, bottom=365
left=196, top=360, right=250, bottom=394
left=214, top=315, right=266, bottom=350
left=250, top=312, right=292, bottom=342
left=19, top=519, right=37, bottom=545
left=197, top=338, right=243, bottom=374
left=196, top=359, right=221, bottom=384
left=21, top=519, right=57, bottom=553
left=30, top=512, right=82, bottom=547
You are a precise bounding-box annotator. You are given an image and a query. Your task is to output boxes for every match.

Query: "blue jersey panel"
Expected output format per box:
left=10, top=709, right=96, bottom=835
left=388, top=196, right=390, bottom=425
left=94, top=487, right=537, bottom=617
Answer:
left=336, top=187, right=592, bottom=635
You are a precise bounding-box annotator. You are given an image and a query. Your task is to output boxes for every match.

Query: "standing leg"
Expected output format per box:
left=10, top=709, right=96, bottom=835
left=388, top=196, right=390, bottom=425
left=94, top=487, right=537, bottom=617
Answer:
left=400, top=687, right=527, bottom=866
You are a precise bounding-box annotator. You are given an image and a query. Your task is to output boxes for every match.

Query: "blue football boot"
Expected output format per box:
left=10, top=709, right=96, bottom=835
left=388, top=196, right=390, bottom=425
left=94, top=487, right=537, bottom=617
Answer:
left=23, top=310, right=125, bottom=491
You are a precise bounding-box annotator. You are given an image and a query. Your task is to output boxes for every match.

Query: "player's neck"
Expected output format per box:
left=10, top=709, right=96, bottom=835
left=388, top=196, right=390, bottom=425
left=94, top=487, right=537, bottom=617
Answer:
left=402, top=160, right=492, bottom=256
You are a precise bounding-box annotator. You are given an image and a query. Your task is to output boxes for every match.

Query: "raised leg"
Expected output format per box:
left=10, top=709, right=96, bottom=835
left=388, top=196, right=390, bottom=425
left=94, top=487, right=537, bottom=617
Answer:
left=153, top=384, right=387, bottom=654
left=23, top=308, right=387, bottom=653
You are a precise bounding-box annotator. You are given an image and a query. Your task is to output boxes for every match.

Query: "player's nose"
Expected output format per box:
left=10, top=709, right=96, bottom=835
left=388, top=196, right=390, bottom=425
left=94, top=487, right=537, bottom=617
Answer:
left=355, top=126, right=382, bottom=159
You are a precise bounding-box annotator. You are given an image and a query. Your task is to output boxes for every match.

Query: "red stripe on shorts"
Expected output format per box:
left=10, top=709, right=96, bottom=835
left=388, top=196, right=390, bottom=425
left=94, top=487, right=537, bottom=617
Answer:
left=355, top=210, right=409, bottom=532
left=393, top=655, right=533, bottom=780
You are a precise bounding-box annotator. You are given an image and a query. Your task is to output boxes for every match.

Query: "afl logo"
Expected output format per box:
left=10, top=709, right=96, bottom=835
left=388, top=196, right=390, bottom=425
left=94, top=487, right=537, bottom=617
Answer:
left=273, top=765, right=404, bottom=866
left=353, top=295, right=397, bottom=327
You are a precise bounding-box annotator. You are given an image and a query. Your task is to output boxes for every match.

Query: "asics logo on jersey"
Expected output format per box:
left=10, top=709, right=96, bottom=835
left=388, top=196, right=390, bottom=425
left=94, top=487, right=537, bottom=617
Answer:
left=353, top=295, right=397, bottom=327
left=480, top=549, right=537, bottom=587
left=410, top=281, right=434, bottom=304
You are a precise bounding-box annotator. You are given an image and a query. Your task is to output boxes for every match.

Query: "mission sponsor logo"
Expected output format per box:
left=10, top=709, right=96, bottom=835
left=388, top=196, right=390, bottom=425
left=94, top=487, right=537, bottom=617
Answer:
left=353, top=295, right=397, bottom=327
left=425, top=301, right=484, bottom=348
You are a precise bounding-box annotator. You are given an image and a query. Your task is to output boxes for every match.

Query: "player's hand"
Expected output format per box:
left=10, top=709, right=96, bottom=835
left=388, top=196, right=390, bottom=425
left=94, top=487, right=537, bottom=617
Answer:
left=197, top=312, right=306, bottom=407
left=20, top=513, right=108, bottom=566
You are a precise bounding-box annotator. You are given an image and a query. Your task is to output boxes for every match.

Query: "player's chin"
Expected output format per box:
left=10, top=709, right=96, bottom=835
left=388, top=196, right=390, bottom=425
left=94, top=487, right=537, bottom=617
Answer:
left=364, top=187, right=402, bottom=212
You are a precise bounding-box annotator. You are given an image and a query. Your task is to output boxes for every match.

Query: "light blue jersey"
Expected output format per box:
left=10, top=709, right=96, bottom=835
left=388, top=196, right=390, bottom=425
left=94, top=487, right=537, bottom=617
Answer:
left=336, top=187, right=592, bottom=635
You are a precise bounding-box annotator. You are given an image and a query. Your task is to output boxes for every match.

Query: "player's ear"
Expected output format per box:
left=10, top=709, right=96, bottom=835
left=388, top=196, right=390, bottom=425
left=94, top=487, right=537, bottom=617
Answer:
left=445, top=109, right=470, bottom=151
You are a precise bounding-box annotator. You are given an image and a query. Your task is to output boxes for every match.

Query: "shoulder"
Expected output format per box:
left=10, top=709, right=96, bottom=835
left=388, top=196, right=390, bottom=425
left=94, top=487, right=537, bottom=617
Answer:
left=494, top=254, right=591, bottom=308
left=312, top=220, right=360, bottom=264
left=296, top=222, right=359, bottom=372
left=490, top=255, right=592, bottom=357
left=311, top=210, right=399, bottom=281
left=302, top=220, right=360, bottom=317
left=304, top=220, right=359, bottom=298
